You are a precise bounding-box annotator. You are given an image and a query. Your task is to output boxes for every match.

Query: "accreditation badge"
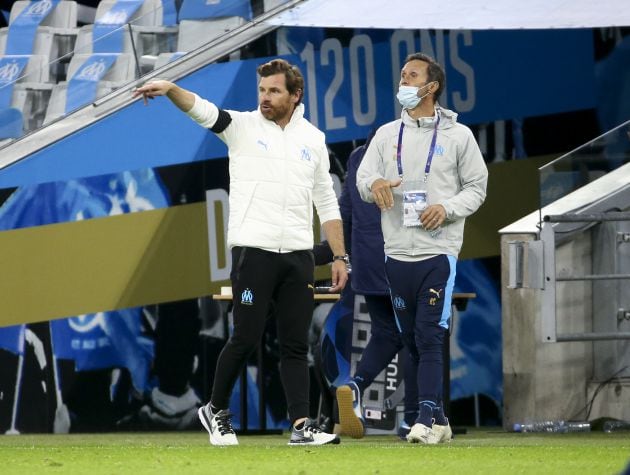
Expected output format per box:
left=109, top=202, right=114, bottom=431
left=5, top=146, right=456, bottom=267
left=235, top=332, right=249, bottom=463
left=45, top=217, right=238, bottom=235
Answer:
left=402, top=180, right=427, bottom=227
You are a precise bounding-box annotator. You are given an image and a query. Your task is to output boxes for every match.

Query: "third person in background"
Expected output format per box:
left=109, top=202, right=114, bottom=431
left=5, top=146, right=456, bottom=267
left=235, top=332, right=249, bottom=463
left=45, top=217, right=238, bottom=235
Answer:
left=335, top=130, right=420, bottom=440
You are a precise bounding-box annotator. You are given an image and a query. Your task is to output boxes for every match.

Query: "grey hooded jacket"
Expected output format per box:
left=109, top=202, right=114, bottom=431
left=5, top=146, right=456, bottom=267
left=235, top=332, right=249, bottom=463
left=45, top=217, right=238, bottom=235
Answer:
left=356, top=106, right=488, bottom=259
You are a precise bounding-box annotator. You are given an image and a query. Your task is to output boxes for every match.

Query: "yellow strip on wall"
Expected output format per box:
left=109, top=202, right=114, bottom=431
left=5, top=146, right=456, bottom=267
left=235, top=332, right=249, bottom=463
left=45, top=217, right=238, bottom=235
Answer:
left=459, top=155, right=555, bottom=259
left=0, top=203, right=216, bottom=327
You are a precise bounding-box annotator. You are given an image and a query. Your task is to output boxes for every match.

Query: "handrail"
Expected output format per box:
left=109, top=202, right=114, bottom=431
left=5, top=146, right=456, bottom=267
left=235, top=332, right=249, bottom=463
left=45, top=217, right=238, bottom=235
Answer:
left=0, top=0, right=307, bottom=171
left=544, top=212, right=630, bottom=223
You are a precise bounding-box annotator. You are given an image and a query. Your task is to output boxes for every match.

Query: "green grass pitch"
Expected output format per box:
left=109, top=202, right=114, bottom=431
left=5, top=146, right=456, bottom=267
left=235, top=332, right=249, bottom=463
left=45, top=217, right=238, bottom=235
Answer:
left=0, top=428, right=628, bottom=474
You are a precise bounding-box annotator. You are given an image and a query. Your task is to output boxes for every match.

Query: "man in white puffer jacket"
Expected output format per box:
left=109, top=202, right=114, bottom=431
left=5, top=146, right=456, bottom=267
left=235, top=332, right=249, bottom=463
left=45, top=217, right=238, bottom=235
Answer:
left=135, top=59, right=347, bottom=447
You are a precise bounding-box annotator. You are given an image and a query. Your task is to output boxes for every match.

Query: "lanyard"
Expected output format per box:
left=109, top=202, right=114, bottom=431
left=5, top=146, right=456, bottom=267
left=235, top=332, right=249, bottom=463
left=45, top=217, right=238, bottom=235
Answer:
left=396, top=114, right=440, bottom=182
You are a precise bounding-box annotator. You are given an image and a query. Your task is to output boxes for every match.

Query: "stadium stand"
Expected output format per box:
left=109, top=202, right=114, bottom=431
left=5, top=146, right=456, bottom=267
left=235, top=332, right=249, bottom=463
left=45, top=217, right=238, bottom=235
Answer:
left=0, top=1, right=78, bottom=80
left=146, top=0, right=253, bottom=70
left=0, top=0, right=281, bottom=141
left=43, top=80, right=116, bottom=123
left=73, top=0, right=175, bottom=56
left=0, top=1, right=78, bottom=136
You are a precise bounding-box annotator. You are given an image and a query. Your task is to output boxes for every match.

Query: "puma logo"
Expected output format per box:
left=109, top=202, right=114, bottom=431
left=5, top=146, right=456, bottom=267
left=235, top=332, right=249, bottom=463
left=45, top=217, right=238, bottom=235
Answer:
left=307, top=284, right=314, bottom=289
left=429, top=288, right=442, bottom=306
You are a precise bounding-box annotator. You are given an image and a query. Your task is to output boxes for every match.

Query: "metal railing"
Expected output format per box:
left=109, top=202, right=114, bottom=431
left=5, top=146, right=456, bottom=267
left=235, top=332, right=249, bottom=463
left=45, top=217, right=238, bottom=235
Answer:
left=540, top=212, right=630, bottom=342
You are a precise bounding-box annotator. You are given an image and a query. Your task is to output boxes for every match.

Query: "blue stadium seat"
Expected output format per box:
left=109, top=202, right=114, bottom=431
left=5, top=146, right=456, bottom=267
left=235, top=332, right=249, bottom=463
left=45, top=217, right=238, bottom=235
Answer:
left=0, top=107, right=24, bottom=139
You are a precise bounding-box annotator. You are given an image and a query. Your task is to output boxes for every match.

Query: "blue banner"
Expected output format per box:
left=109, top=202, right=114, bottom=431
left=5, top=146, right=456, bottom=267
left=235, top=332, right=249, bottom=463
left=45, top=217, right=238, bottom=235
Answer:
left=450, top=259, right=502, bottom=405
left=161, top=0, right=177, bottom=26
left=0, top=169, right=170, bottom=230
left=5, top=0, right=60, bottom=55
left=0, top=324, right=25, bottom=355
left=288, top=28, right=596, bottom=143
left=0, top=55, right=29, bottom=108
left=0, top=170, right=169, bottom=390
left=65, top=54, right=119, bottom=114
left=0, top=107, right=23, bottom=139
left=178, top=0, right=252, bottom=21
left=50, top=309, right=154, bottom=392
left=93, top=0, right=144, bottom=53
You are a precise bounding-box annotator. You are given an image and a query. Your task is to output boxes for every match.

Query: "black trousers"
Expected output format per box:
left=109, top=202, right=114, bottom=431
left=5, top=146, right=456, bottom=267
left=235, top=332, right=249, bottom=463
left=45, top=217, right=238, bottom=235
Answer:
left=210, top=246, right=315, bottom=423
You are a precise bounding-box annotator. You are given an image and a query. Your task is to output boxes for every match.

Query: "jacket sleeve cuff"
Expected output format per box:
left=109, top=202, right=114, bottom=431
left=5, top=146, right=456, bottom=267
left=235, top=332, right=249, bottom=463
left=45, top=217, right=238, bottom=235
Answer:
left=359, top=175, right=382, bottom=203
left=318, top=209, right=342, bottom=224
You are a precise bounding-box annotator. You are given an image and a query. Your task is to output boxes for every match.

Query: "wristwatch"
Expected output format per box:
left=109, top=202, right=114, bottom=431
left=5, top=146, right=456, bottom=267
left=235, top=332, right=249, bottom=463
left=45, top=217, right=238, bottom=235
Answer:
left=333, top=254, right=350, bottom=265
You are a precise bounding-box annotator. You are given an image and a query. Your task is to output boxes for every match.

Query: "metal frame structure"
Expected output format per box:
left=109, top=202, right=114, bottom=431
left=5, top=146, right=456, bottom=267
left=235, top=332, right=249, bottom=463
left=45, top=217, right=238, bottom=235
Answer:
left=540, top=212, right=630, bottom=342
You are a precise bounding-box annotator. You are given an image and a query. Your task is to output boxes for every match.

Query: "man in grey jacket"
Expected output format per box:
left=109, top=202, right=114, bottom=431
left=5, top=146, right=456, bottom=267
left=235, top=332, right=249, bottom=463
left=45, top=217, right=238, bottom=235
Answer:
left=356, top=53, right=487, bottom=444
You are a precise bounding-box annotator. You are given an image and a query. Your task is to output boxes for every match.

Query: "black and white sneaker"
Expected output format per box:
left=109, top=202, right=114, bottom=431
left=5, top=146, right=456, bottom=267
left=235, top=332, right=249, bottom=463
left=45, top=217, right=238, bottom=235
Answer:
left=287, top=419, right=340, bottom=446
left=198, top=403, right=238, bottom=446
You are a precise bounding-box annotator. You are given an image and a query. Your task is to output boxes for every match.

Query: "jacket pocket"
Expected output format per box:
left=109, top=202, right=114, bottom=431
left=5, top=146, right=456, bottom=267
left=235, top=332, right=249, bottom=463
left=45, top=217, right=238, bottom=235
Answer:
left=230, top=247, right=248, bottom=281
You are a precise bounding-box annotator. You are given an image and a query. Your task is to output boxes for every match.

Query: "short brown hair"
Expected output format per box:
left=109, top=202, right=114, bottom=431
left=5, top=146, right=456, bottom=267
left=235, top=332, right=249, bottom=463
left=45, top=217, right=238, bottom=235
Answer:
left=405, top=53, right=446, bottom=101
left=257, top=59, right=304, bottom=104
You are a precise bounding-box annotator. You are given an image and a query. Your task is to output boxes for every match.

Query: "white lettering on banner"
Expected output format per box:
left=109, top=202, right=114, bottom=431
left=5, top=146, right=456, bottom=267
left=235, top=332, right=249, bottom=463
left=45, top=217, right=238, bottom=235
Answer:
left=26, top=0, right=53, bottom=16
left=450, top=31, right=476, bottom=112
left=300, top=42, right=319, bottom=128
left=0, top=61, right=22, bottom=83
left=390, top=29, right=416, bottom=118
left=321, top=38, right=347, bottom=130
left=349, top=34, right=376, bottom=126
left=205, top=188, right=230, bottom=282
left=419, top=30, right=449, bottom=102
left=75, top=59, right=107, bottom=81
left=301, top=30, right=475, bottom=131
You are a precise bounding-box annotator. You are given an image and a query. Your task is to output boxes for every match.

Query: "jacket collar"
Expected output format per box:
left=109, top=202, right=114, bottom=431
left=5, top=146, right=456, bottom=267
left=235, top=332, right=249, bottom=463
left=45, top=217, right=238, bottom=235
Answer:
left=401, top=104, right=458, bottom=129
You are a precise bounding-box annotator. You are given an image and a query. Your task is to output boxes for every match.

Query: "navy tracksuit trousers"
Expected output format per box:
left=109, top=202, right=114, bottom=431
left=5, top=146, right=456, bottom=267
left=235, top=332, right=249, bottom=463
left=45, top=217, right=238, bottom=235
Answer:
left=385, top=254, right=457, bottom=412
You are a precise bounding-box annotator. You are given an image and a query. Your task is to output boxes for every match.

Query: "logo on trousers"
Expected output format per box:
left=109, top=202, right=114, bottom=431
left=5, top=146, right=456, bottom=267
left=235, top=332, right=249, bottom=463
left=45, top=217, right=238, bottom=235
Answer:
left=393, top=295, right=406, bottom=310
left=241, top=288, right=254, bottom=305
left=429, top=288, right=442, bottom=306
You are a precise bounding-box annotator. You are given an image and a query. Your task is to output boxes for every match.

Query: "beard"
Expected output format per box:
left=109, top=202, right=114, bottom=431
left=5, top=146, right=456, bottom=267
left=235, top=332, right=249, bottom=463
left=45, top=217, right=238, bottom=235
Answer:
left=260, top=101, right=292, bottom=123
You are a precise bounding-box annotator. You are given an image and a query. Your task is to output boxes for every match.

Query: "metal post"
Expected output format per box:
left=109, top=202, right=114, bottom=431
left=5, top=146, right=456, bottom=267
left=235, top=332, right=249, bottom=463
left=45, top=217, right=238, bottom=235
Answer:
left=541, top=222, right=557, bottom=342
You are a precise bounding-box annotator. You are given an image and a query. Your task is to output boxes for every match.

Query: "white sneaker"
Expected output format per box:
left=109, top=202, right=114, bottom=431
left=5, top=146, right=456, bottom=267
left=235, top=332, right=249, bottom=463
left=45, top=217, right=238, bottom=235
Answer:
left=288, top=419, right=340, bottom=446
left=432, top=419, right=453, bottom=443
left=198, top=404, right=238, bottom=446
left=407, top=423, right=440, bottom=444
left=336, top=382, right=365, bottom=439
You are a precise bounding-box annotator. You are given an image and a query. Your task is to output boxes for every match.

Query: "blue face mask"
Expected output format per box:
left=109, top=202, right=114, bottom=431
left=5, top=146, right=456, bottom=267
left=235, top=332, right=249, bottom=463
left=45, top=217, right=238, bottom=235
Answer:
left=396, top=82, right=434, bottom=110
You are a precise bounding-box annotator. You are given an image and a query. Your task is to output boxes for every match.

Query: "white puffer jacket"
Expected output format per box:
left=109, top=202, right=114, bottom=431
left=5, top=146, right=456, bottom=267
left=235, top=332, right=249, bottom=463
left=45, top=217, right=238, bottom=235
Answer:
left=187, top=95, right=340, bottom=252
